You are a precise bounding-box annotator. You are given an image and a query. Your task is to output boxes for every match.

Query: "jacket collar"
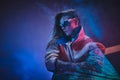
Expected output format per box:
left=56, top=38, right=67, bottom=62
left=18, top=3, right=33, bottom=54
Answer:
left=72, top=27, right=86, bottom=44
left=56, top=27, right=86, bottom=45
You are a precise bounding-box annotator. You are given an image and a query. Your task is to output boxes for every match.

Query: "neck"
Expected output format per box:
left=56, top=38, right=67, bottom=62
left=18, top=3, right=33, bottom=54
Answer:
left=71, top=26, right=81, bottom=38
left=66, top=26, right=81, bottom=42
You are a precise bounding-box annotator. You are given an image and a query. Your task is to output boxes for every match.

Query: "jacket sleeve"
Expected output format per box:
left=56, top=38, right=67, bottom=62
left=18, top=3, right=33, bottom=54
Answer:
left=45, top=40, right=60, bottom=72
left=45, top=40, right=78, bottom=72
left=76, top=42, right=105, bottom=73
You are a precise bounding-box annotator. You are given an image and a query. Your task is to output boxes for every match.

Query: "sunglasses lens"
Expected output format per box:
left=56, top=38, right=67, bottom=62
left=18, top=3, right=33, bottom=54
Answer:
left=60, top=21, right=70, bottom=28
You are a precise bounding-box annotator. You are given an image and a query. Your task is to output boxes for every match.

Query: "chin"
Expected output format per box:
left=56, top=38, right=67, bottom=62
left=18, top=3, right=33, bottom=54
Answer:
left=65, top=32, right=72, bottom=36
left=66, top=34, right=71, bottom=36
left=65, top=33, right=69, bottom=35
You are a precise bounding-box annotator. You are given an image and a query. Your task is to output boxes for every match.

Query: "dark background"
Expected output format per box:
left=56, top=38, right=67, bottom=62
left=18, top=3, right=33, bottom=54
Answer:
left=0, top=0, right=120, bottom=80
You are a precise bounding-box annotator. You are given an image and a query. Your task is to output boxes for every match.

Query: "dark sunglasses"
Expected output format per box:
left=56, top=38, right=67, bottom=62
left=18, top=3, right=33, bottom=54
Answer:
left=60, top=20, right=70, bottom=28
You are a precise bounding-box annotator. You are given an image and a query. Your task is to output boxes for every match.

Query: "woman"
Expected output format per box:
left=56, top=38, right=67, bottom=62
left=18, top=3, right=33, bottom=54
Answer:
left=45, top=9, right=119, bottom=80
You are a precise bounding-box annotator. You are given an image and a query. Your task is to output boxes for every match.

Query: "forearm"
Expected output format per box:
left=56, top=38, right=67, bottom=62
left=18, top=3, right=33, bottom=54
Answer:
left=56, top=59, right=102, bottom=73
left=55, top=59, right=77, bottom=72
left=45, top=55, right=77, bottom=72
left=45, top=41, right=60, bottom=72
left=45, top=52, right=58, bottom=72
left=76, top=60, right=102, bottom=73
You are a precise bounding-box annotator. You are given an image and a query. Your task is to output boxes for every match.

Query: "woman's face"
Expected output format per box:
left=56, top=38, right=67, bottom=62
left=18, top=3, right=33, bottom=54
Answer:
left=60, top=16, right=79, bottom=36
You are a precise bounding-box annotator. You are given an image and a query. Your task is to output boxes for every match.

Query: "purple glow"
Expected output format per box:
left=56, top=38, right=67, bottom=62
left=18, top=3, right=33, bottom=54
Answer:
left=0, top=0, right=120, bottom=80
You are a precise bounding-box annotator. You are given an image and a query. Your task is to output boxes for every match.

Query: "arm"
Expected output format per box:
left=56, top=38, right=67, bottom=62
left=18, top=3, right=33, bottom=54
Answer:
left=45, top=40, right=77, bottom=72
left=76, top=42, right=105, bottom=73
left=45, top=40, right=59, bottom=72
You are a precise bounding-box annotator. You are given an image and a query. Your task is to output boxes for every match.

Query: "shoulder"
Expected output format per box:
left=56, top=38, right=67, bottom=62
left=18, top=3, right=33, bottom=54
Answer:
left=86, top=42, right=106, bottom=53
left=95, top=42, right=106, bottom=53
left=46, top=38, right=58, bottom=49
left=83, top=35, right=106, bottom=53
left=84, top=35, right=93, bottom=43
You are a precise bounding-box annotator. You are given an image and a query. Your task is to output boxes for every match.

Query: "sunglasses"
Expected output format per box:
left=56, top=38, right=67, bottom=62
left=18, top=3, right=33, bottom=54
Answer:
left=60, top=18, right=76, bottom=28
left=60, top=20, right=70, bottom=28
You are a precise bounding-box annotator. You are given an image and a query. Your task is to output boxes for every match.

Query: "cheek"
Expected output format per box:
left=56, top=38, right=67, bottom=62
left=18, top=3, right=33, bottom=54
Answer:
left=70, top=22, right=78, bottom=29
left=70, top=21, right=78, bottom=29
